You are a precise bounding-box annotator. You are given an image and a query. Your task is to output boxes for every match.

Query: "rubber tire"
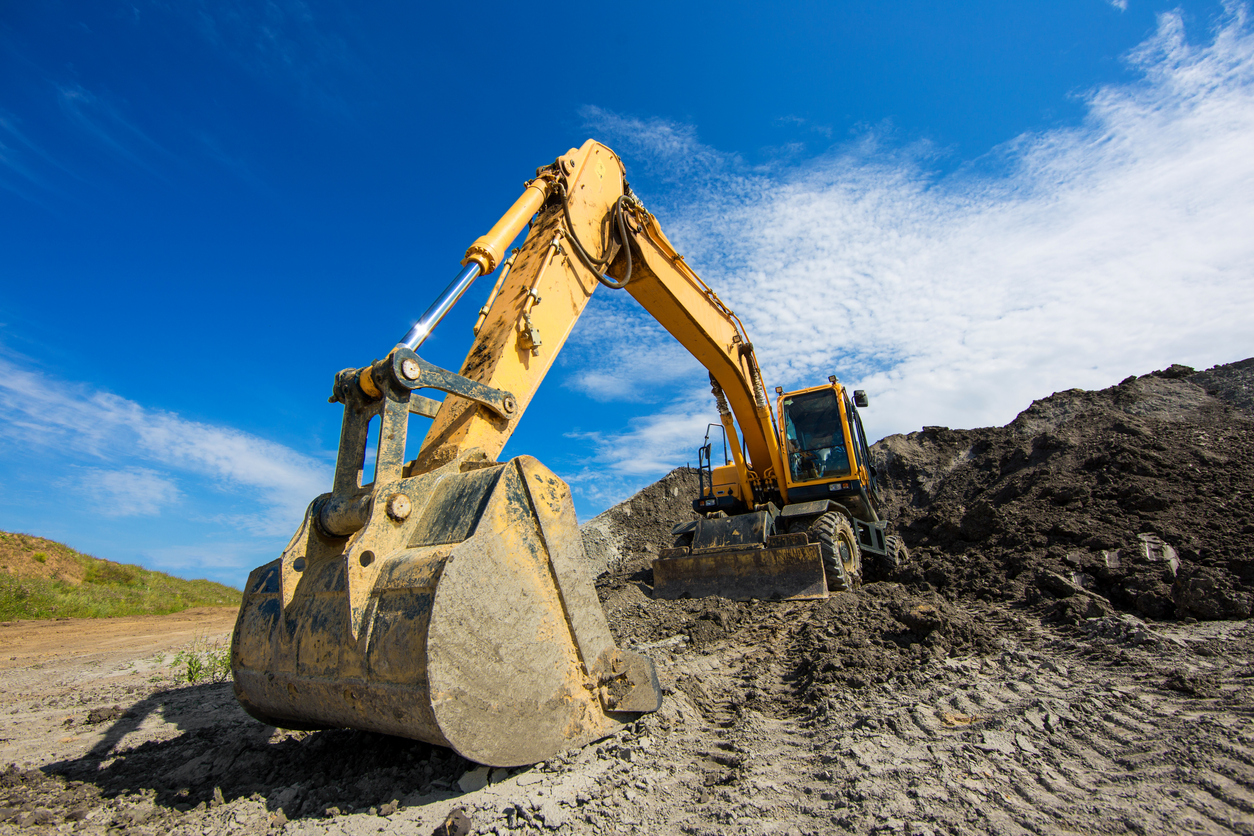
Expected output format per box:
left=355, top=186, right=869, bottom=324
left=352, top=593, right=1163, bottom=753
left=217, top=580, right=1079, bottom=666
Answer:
left=806, top=512, right=862, bottom=592
left=884, top=535, right=909, bottom=572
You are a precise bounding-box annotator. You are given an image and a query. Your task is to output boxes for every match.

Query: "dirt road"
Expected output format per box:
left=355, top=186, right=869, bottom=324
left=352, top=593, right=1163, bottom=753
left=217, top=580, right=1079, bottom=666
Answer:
left=0, top=608, right=237, bottom=772
left=0, top=608, right=238, bottom=671
left=2, top=595, right=1253, bottom=835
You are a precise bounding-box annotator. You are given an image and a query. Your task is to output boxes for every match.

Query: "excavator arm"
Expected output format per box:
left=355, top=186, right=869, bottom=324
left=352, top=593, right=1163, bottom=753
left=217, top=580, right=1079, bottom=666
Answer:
left=409, top=140, right=788, bottom=510
left=230, top=140, right=815, bottom=769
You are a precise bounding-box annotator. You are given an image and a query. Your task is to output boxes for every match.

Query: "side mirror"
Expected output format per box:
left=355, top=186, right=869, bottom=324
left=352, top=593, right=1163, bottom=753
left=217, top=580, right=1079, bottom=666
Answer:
left=853, top=389, right=869, bottom=408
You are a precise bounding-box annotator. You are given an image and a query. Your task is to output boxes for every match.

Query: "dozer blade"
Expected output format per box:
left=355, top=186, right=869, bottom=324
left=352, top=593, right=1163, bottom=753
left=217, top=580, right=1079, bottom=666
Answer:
left=231, top=455, right=661, bottom=768
left=652, top=540, right=829, bottom=601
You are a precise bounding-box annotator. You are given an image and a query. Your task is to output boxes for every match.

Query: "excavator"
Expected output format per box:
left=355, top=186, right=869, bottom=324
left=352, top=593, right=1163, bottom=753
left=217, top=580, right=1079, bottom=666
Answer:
left=231, top=139, right=906, bottom=768
left=656, top=368, right=907, bottom=601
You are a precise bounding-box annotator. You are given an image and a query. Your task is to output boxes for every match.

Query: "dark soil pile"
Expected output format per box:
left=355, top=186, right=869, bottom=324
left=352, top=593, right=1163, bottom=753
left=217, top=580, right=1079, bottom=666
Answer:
left=590, top=358, right=1253, bottom=722
left=873, top=359, right=1254, bottom=623
left=786, top=585, right=999, bottom=702
left=600, top=582, right=998, bottom=722
left=581, top=468, right=701, bottom=572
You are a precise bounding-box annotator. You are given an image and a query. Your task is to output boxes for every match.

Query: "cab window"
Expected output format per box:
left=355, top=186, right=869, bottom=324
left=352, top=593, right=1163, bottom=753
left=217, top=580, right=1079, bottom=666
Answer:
left=781, top=389, right=851, bottom=482
left=850, top=403, right=875, bottom=490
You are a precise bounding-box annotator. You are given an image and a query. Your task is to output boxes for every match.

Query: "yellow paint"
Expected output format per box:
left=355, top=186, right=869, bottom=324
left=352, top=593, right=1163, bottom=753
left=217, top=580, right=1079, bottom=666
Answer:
left=414, top=141, right=625, bottom=471
left=358, top=367, right=381, bottom=399
left=775, top=380, right=866, bottom=490
left=415, top=139, right=800, bottom=509
left=463, top=177, right=554, bottom=275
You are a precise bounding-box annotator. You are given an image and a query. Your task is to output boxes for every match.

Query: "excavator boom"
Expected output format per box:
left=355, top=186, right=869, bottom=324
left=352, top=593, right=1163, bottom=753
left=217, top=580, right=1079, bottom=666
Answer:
left=230, top=139, right=854, bottom=767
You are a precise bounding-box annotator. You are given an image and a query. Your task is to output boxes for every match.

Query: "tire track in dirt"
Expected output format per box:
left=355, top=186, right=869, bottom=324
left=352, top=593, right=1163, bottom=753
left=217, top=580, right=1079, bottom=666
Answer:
left=801, top=622, right=1254, bottom=834
left=632, top=602, right=1254, bottom=836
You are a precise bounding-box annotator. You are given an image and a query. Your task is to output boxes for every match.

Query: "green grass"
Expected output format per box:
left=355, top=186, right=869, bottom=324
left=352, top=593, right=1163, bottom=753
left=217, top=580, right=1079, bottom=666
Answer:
left=0, top=535, right=240, bottom=620
left=171, top=635, right=232, bottom=684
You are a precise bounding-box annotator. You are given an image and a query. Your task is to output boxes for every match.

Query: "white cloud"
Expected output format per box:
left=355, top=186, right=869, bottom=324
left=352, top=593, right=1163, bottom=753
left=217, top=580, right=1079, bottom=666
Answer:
left=1109, top=0, right=1129, bottom=11
left=561, top=8, right=1254, bottom=511
left=563, top=394, right=715, bottom=510
left=0, top=110, right=73, bottom=204
left=56, top=84, right=171, bottom=177
left=569, top=7, right=1254, bottom=505
left=175, top=0, right=369, bottom=113
left=70, top=466, right=182, bottom=517
left=0, top=352, right=329, bottom=534
left=137, top=540, right=280, bottom=578
left=560, top=291, right=705, bottom=402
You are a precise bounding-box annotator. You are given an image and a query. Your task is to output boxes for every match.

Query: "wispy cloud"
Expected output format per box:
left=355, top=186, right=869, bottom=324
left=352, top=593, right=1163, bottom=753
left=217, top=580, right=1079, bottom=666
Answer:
left=56, top=83, right=172, bottom=176
left=560, top=292, right=704, bottom=402
left=68, top=466, right=183, bottom=517
left=562, top=393, right=715, bottom=510
left=0, top=352, right=329, bottom=534
left=572, top=7, right=1254, bottom=506
left=173, top=0, right=369, bottom=113
left=137, top=540, right=282, bottom=577
left=0, top=110, right=73, bottom=204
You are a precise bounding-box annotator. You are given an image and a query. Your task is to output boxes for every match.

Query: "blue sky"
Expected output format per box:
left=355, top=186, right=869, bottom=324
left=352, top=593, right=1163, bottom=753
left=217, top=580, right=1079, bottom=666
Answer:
left=2, top=1, right=1251, bottom=587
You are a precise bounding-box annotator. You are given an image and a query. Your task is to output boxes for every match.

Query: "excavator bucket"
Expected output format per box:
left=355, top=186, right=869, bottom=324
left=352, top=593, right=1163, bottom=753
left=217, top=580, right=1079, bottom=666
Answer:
left=231, top=454, right=661, bottom=768
left=230, top=140, right=669, bottom=767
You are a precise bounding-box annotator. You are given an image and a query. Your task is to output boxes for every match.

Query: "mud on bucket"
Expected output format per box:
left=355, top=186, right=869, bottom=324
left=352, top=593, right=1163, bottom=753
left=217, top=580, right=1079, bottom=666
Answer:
left=231, top=455, right=661, bottom=768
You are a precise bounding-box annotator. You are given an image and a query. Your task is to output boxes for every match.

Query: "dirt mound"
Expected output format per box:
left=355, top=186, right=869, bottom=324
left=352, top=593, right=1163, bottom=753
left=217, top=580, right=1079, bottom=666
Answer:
left=1191, top=356, right=1254, bottom=413
left=874, top=359, right=1254, bottom=623
left=788, top=586, right=998, bottom=702
left=586, top=358, right=1254, bottom=717
left=600, top=582, right=998, bottom=729
left=581, top=467, right=701, bottom=573
left=0, top=532, right=91, bottom=584
left=591, top=489, right=1000, bottom=721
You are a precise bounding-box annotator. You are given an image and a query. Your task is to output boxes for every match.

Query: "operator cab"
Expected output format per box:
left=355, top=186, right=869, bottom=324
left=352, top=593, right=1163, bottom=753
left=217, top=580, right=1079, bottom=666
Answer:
left=777, top=380, right=879, bottom=510
left=782, top=388, right=852, bottom=482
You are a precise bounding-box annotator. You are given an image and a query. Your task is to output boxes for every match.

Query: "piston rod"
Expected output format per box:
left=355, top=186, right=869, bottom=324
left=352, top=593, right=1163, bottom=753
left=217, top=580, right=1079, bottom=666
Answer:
left=397, top=262, right=483, bottom=351
left=396, top=175, right=554, bottom=352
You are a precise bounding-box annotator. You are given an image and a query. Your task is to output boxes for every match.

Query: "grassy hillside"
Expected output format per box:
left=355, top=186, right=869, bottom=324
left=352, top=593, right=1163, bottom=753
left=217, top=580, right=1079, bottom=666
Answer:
left=0, top=530, right=239, bottom=620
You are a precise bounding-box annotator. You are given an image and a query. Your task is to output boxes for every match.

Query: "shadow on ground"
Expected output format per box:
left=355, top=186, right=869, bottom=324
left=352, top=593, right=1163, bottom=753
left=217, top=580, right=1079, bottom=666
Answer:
left=26, top=681, right=473, bottom=823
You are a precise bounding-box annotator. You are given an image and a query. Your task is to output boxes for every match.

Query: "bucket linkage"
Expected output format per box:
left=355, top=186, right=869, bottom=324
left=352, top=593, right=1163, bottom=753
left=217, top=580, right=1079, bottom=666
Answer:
left=232, top=344, right=660, bottom=767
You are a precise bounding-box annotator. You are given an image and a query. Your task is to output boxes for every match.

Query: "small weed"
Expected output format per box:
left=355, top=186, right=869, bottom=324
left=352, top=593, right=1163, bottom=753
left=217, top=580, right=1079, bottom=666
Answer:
left=170, top=634, right=231, bottom=684
left=32, top=552, right=47, bottom=564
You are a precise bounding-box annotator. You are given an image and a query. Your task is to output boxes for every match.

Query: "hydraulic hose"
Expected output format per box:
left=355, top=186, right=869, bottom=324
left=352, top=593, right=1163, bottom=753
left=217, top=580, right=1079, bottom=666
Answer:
left=562, top=188, right=635, bottom=290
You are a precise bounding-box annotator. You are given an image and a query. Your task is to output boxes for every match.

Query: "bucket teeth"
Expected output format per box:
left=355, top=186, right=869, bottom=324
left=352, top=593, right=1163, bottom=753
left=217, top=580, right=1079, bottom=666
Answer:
left=594, top=648, right=663, bottom=714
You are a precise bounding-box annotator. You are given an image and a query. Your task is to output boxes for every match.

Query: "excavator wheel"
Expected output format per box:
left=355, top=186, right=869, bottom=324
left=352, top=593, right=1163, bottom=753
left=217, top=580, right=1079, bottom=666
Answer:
left=884, top=535, right=910, bottom=573
left=863, top=534, right=909, bottom=582
left=794, top=512, right=861, bottom=592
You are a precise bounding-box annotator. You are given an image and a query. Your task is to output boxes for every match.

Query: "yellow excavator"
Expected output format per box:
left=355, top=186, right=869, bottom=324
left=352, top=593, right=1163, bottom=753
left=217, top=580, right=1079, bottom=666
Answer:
left=231, top=139, right=905, bottom=767
left=656, top=369, right=907, bottom=601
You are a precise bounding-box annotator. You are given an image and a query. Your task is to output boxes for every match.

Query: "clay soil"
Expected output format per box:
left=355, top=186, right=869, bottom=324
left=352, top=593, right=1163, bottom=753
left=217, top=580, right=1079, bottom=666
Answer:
left=2, top=360, right=1254, bottom=835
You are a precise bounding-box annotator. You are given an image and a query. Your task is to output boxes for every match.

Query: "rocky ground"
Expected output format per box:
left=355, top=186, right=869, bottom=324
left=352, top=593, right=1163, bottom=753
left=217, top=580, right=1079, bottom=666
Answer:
left=1, top=359, right=1252, bottom=835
